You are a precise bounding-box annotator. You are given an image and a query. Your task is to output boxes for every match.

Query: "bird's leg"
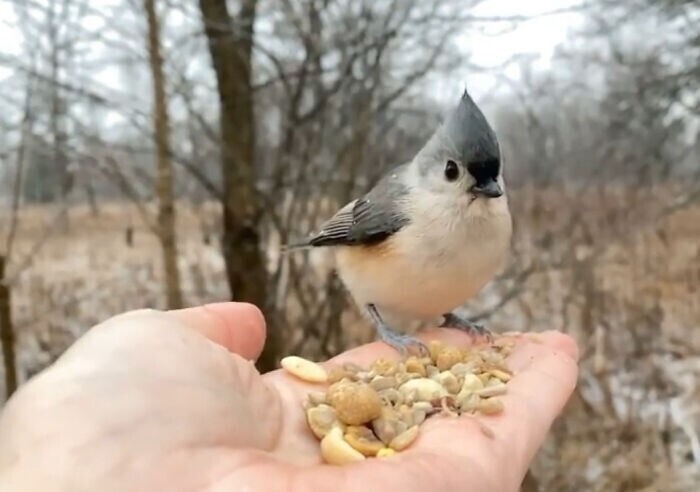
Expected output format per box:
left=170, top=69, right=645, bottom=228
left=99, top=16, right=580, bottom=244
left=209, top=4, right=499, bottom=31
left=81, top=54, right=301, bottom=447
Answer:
left=366, top=304, right=428, bottom=356
left=440, top=312, right=493, bottom=341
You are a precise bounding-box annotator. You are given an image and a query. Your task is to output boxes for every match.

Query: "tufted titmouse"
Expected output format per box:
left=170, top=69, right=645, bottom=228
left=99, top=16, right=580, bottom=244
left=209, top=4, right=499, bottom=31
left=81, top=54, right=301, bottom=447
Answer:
left=288, top=90, right=512, bottom=354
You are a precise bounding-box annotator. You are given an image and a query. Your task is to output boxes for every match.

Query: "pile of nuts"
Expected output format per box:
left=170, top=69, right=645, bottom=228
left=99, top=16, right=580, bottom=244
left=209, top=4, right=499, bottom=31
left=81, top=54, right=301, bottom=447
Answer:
left=281, top=338, right=516, bottom=465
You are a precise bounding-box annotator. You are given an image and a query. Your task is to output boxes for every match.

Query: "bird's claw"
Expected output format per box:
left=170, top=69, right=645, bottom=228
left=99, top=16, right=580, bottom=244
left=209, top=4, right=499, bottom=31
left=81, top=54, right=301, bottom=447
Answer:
left=377, top=324, right=429, bottom=357
left=366, top=303, right=429, bottom=356
left=440, top=313, right=494, bottom=342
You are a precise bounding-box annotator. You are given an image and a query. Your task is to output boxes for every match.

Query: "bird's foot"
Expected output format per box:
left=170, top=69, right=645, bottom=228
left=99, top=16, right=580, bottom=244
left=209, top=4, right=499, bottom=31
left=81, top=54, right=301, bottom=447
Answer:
left=376, top=323, right=428, bottom=356
left=440, top=312, right=493, bottom=342
left=366, top=304, right=428, bottom=356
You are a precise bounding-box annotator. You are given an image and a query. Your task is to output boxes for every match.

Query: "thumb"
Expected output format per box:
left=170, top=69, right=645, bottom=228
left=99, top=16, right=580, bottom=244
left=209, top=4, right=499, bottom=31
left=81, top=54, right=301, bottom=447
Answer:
left=168, top=302, right=267, bottom=361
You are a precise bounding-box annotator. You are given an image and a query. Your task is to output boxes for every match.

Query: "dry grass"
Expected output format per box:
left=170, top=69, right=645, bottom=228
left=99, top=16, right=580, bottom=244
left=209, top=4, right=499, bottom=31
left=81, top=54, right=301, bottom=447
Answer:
left=2, top=200, right=229, bottom=377
left=1, top=193, right=699, bottom=490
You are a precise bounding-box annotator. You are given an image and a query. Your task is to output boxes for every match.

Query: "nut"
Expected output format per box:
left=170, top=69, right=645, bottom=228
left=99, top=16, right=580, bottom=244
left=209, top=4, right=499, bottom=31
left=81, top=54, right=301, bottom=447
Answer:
left=281, top=356, right=328, bottom=383
left=456, top=390, right=480, bottom=412
left=402, top=388, right=419, bottom=405
left=463, top=352, right=484, bottom=366
left=435, top=371, right=460, bottom=394
left=395, top=370, right=418, bottom=385
left=428, top=340, right=444, bottom=363
left=378, top=388, right=402, bottom=406
left=301, top=339, right=511, bottom=461
left=376, top=447, right=396, bottom=458
left=355, top=371, right=372, bottom=383
left=306, top=391, right=328, bottom=407
left=370, top=375, right=397, bottom=392
left=397, top=404, right=416, bottom=427
left=411, top=407, right=427, bottom=426
left=389, top=425, right=419, bottom=451
left=372, top=407, right=408, bottom=444
left=489, top=369, right=512, bottom=382
left=487, top=377, right=504, bottom=387
left=344, top=425, right=385, bottom=456
left=461, top=374, right=484, bottom=392
left=328, top=381, right=382, bottom=425
left=320, top=426, right=366, bottom=465
left=405, top=357, right=427, bottom=377
left=478, top=397, right=504, bottom=415
left=483, top=351, right=507, bottom=366
left=450, top=362, right=475, bottom=378
left=425, top=364, right=440, bottom=378
left=306, top=404, right=341, bottom=439
left=475, top=383, right=507, bottom=398
left=412, top=401, right=435, bottom=413
left=399, top=378, right=447, bottom=402
left=412, top=401, right=436, bottom=424
left=436, top=346, right=463, bottom=372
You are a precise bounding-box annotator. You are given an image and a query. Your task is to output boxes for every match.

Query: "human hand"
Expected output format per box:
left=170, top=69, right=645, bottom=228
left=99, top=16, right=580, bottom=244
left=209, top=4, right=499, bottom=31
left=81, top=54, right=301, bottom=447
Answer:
left=0, top=302, right=578, bottom=492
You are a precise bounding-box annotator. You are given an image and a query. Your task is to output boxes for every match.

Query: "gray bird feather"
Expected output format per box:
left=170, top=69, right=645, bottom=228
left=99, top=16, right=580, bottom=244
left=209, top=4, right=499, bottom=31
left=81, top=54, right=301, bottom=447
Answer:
left=285, top=89, right=498, bottom=253
left=445, top=90, right=500, bottom=165
left=297, top=164, right=411, bottom=248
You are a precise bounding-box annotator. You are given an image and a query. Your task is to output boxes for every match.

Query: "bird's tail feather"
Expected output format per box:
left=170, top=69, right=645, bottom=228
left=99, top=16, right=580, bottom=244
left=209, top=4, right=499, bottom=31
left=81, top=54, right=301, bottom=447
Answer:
left=280, top=239, right=313, bottom=255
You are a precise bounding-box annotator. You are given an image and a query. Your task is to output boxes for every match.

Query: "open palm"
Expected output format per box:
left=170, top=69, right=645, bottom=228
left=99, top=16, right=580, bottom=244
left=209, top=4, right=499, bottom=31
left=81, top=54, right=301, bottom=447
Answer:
left=0, top=302, right=578, bottom=492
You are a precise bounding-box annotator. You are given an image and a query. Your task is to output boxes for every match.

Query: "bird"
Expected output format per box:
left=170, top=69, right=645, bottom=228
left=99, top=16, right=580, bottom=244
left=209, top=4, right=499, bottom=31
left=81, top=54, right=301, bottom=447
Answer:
left=287, top=89, right=512, bottom=354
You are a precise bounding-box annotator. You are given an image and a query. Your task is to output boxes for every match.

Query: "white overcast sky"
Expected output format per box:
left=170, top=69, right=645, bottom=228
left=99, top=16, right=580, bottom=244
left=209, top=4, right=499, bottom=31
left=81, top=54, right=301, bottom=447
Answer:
left=444, top=0, right=584, bottom=103
left=0, top=0, right=583, bottom=110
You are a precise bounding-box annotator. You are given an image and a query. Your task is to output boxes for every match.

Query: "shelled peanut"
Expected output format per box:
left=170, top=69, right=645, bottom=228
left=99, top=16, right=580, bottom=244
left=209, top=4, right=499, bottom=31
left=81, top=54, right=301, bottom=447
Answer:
left=281, top=337, right=516, bottom=466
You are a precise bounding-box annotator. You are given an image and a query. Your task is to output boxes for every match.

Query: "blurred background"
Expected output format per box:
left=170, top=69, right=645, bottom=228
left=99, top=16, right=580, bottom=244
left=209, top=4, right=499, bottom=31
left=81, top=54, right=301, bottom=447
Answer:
left=0, top=0, right=699, bottom=489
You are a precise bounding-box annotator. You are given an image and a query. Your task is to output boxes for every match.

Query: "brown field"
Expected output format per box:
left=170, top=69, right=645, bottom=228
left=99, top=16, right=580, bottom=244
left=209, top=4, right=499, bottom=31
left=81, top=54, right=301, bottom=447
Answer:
left=1, top=194, right=699, bottom=490
left=2, top=201, right=229, bottom=376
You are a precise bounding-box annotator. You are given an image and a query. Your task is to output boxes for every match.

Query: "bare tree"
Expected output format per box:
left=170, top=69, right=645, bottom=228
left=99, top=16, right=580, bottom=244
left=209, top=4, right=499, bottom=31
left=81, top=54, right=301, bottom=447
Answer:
left=46, top=0, right=74, bottom=230
left=0, top=65, right=36, bottom=399
left=197, top=0, right=272, bottom=370
left=0, top=256, right=17, bottom=398
left=144, top=0, right=183, bottom=309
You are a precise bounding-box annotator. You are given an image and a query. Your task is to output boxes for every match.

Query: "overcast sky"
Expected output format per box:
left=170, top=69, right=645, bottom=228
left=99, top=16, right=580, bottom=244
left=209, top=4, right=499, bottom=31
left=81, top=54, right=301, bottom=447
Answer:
left=463, top=0, right=582, bottom=96
left=0, top=0, right=584, bottom=112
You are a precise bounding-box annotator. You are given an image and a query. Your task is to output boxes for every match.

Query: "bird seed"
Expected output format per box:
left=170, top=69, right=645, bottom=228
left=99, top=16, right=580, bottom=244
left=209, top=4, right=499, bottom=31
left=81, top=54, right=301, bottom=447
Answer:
left=280, top=336, right=517, bottom=466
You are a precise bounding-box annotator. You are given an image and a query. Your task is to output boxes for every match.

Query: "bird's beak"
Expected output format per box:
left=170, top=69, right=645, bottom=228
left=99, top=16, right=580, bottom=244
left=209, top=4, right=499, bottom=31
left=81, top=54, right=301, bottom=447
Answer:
left=470, top=177, right=503, bottom=198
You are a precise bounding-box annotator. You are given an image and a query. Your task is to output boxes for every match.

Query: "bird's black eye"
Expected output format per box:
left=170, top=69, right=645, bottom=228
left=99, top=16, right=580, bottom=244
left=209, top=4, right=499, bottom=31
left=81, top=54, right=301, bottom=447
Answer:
left=444, top=160, right=460, bottom=181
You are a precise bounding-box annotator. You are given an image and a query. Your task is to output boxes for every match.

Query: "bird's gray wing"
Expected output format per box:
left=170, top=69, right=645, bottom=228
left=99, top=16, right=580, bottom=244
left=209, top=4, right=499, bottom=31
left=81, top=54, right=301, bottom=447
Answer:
left=307, top=171, right=410, bottom=247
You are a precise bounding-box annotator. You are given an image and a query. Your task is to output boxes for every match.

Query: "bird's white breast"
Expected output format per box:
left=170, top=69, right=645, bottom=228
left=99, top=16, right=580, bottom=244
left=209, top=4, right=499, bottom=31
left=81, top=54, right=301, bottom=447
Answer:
left=335, top=191, right=512, bottom=322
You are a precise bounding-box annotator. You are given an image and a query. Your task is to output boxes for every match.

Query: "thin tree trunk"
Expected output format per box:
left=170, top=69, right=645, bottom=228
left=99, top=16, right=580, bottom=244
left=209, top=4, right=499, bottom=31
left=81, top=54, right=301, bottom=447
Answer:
left=144, top=0, right=183, bottom=309
left=85, top=172, right=99, bottom=217
left=5, top=82, right=32, bottom=261
left=48, top=0, right=71, bottom=230
left=199, top=0, right=277, bottom=372
left=0, top=256, right=18, bottom=399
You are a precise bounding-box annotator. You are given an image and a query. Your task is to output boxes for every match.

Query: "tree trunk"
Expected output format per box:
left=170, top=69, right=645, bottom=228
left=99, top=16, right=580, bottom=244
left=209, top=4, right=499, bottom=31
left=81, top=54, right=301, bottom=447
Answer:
left=144, top=0, right=183, bottom=309
left=0, top=256, right=18, bottom=399
left=84, top=168, right=100, bottom=217
left=48, top=0, right=71, bottom=231
left=198, top=0, right=277, bottom=372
